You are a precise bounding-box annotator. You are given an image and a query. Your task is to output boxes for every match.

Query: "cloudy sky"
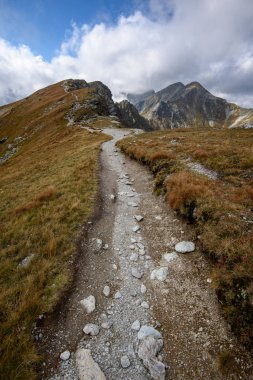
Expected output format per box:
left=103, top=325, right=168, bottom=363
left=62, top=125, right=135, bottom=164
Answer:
left=0, top=0, right=253, bottom=107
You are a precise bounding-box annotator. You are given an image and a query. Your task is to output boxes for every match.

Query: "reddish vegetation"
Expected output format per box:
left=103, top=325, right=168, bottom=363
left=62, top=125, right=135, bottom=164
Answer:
left=117, top=127, right=253, bottom=348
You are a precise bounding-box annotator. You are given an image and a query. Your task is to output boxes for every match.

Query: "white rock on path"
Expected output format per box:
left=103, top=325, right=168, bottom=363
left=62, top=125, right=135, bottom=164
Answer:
left=121, top=355, right=131, bottom=368
left=134, top=215, right=144, bottom=222
left=132, top=225, right=140, bottom=233
left=131, top=320, right=141, bottom=331
left=175, top=241, right=195, bottom=253
left=103, top=285, right=110, bottom=297
left=114, top=291, right=122, bottom=299
left=60, top=350, right=70, bottom=361
left=131, top=268, right=144, bottom=279
left=101, top=321, right=113, bottom=329
left=141, top=284, right=147, bottom=294
left=80, top=295, right=96, bottom=314
left=138, top=325, right=162, bottom=340
left=95, top=239, right=103, bottom=250
left=151, top=267, right=168, bottom=282
left=83, top=323, right=100, bottom=336
left=76, top=349, right=106, bottom=380
left=163, top=252, right=178, bottom=263
left=138, top=336, right=165, bottom=380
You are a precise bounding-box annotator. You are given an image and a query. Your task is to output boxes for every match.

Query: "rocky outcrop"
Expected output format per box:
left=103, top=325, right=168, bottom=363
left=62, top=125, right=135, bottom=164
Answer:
left=64, top=79, right=118, bottom=124
left=128, top=81, right=253, bottom=129
left=115, top=100, right=152, bottom=130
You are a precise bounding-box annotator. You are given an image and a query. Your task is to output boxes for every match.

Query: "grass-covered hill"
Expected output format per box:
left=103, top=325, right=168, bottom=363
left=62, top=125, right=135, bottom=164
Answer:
left=117, top=127, right=253, bottom=349
left=0, top=79, right=115, bottom=379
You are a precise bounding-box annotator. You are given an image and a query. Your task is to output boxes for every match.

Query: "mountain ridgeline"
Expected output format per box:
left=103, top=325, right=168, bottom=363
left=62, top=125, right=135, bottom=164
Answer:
left=127, top=81, right=253, bottom=130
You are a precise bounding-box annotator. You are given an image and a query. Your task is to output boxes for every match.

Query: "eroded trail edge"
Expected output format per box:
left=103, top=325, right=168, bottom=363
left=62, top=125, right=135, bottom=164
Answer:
left=43, top=128, right=252, bottom=380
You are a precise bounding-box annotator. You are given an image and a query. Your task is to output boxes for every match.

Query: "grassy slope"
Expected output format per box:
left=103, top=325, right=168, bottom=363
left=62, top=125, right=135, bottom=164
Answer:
left=117, top=127, right=253, bottom=348
left=0, top=82, right=111, bottom=379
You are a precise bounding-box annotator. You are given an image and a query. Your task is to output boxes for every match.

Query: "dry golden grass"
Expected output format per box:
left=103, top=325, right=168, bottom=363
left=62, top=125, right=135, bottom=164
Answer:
left=0, top=81, right=111, bottom=379
left=117, top=127, right=253, bottom=348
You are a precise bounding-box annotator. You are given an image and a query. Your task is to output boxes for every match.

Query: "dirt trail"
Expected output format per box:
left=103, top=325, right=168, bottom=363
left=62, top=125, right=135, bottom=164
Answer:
left=40, top=128, right=252, bottom=380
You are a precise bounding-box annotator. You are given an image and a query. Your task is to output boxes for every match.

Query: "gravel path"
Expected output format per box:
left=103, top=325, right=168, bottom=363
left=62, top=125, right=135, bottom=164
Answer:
left=39, top=128, right=252, bottom=380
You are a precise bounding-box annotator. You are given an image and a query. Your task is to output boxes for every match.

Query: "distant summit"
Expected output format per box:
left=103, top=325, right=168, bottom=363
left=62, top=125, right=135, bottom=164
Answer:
left=127, top=82, right=253, bottom=129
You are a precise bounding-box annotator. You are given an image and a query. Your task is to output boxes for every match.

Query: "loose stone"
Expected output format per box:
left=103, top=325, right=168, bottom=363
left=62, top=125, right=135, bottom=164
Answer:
left=141, top=301, right=149, bottom=309
left=131, top=320, right=141, bottom=331
left=83, top=323, right=100, bottom=336
left=114, top=291, right=122, bottom=299
left=101, top=321, right=113, bottom=329
left=76, top=349, right=106, bottom=380
left=103, top=286, right=110, bottom=297
left=141, top=284, right=147, bottom=294
left=175, top=241, right=195, bottom=253
left=95, top=238, right=103, bottom=250
left=151, top=267, right=168, bottom=282
left=131, top=268, right=144, bottom=279
left=80, top=295, right=96, bottom=314
left=134, top=215, right=144, bottom=222
left=121, top=355, right=131, bottom=368
left=60, top=350, right=70, bottom=361
left=132, top=225, right=140, bottom=233
left=163, top=252, right=178, bottom=263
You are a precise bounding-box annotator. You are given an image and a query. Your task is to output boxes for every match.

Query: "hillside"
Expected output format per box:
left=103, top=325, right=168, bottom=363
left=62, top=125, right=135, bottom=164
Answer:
left=0, top=79, right=117, bottom=380
left=117, top=127, right=253, bottom=348
left=127, top=82, right=253, bottom=130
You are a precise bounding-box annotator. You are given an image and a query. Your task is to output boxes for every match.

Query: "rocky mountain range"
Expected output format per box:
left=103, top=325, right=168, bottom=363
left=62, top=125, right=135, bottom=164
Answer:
left=127, top=81, right=253, bottom=130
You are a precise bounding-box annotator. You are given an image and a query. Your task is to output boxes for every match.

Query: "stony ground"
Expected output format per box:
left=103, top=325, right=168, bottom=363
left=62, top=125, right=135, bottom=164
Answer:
left=38, top=128, right=253, bottom=380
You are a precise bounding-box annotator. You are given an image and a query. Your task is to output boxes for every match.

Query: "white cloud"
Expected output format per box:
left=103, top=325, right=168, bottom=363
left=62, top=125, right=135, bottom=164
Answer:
left=0, top=0, right=253, bottom=107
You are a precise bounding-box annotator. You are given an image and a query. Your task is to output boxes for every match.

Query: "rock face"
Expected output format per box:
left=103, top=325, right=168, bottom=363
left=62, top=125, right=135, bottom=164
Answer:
left=76, top=348, right=106, bottom=380
left=115, top=100, right=152, bottom=130
left=63, top=79, right=118, bottom=125
left=127, top=81, right=253, bottom=129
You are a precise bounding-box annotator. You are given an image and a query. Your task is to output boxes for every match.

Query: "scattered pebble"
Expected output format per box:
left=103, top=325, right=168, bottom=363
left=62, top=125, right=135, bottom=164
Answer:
left=150, top=267, right=168, bottom=282
left=141, top=284, right=147, bottom=294
left=134, top=215, right=144, bottom=222
left=121, top=355, right=131, bottom=368
left=60, top=350, right=70, bottom=361
left=103, top=286, right=110, bottom=297
left=131, top=320, right=141, bottom=331
left=132, top=225, right=140, bottom=233
left=114, top=291, right=122, bottom=299
left=83, top=323, right=100, bottom=336
left=80, top=295, right=96, bottom=314
left=163, top=252, right=178, bottom=263
left=131, top=268, right=144, bottom=279
left=141, top=301, right=149, bottom=309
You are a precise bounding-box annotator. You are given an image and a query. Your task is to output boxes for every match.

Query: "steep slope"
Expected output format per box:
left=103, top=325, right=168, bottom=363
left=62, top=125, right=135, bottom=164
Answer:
left=115, top=99, right=153, bottom=131
left=128, top=82, right=253, bottom=129
left=0, top=79, right=116, bottom=380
